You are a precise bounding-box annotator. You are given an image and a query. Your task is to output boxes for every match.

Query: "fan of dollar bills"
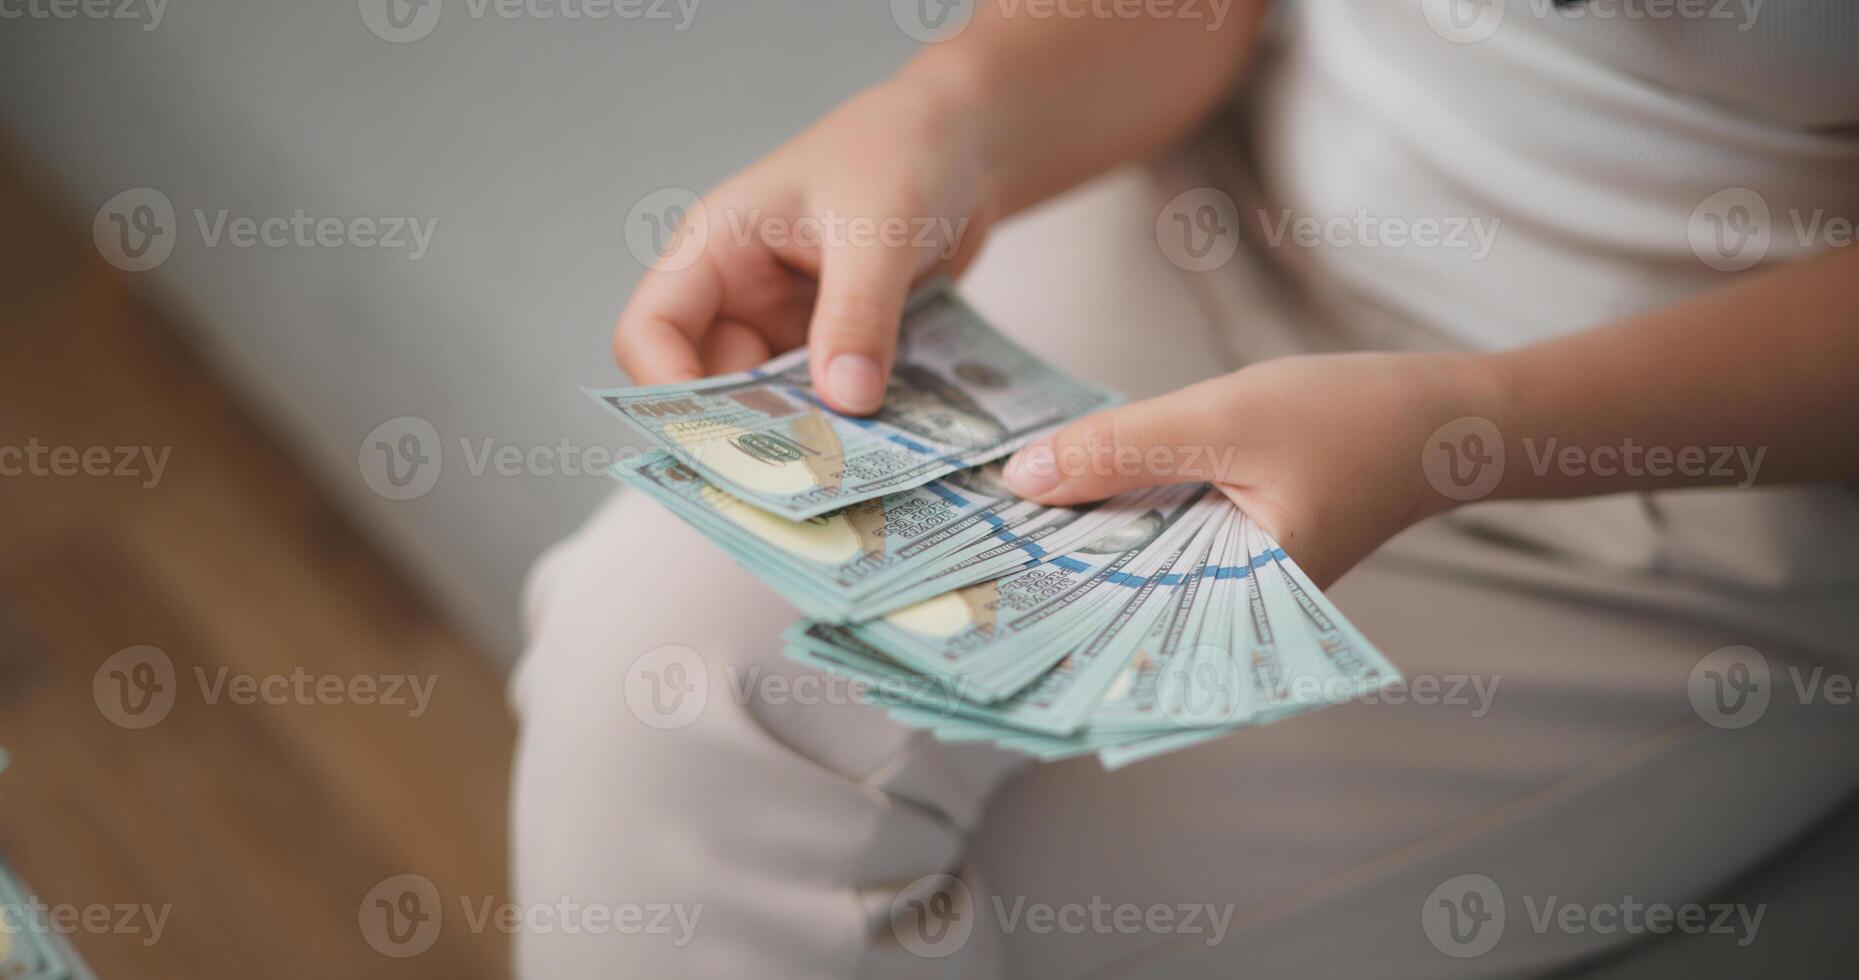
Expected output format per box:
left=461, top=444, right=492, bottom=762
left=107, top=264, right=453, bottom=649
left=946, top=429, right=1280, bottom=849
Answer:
left=591, top=282, right=1400, bottom=768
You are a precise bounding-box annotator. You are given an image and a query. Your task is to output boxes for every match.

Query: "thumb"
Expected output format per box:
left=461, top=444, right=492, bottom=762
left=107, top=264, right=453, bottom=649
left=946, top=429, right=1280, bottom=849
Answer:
left=1002, top=379, right=1233, bottom=505
left=806, top=232, right=922, bottom=416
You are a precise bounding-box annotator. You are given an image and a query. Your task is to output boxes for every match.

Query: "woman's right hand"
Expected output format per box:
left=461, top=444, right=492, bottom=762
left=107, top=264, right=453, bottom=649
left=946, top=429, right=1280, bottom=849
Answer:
left=612, top=76, right=997, bottom=415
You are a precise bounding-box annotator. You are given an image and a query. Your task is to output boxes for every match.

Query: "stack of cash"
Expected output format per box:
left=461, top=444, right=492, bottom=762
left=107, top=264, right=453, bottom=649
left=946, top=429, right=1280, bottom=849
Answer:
left=592, top=283, right=1399, bottom=767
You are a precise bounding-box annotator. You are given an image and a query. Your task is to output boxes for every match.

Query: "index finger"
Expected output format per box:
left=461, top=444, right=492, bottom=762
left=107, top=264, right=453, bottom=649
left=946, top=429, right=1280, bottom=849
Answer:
left=612, top=255, right=723, bottom=385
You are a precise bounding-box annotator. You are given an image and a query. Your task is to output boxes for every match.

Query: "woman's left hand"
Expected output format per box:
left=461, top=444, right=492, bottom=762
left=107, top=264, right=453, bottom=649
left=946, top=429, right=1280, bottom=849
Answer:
left=1001, top=351, right=1503, bottom=587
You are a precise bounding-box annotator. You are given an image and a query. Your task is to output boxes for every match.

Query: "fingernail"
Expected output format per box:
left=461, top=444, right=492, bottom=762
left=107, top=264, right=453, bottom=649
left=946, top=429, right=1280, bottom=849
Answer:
left=1004, top=441, right=1060, bottom=498
left=826, top=353, right=884, bottom=414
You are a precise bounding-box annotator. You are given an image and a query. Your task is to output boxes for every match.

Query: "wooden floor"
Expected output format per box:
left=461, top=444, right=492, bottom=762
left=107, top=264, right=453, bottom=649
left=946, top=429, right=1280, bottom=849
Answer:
left=0, top=147, right=515, bottom=977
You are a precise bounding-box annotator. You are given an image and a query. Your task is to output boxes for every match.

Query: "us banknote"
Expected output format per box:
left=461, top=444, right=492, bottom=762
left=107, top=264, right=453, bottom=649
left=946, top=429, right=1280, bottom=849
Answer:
left=588, top=278, right=1399, bottom=766
left=785, top=498, right=1402, bottom=769
left=589, top=280, right=1119, bottom=519
left=833, top=485, right=1221, bottom=700
left=785, top=497, right=1232, bottom=736
left=611, top=452, right=1168, bottom=623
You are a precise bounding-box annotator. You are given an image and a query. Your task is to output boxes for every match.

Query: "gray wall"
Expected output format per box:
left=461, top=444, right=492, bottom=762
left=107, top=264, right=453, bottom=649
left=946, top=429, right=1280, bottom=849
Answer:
left=0, top=1, right=917, bottom=661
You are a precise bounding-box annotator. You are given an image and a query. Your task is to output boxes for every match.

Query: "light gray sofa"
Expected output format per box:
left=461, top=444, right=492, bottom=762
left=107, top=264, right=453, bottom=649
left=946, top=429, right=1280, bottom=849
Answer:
left=0, top=0, right=913, bottom=657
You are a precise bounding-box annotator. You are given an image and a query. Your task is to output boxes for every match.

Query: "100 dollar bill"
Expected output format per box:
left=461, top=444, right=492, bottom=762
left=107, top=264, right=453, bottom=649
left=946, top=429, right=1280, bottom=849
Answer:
left=588, top=280, right=1119, bottom=519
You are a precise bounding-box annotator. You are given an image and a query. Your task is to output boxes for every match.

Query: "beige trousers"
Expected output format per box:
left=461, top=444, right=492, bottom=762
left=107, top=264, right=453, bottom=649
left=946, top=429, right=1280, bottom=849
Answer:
left=508, top=164, right=1859, bottom=978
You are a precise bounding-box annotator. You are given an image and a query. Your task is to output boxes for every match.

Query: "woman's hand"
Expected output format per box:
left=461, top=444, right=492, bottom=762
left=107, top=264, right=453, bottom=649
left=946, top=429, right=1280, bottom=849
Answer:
left=612, top=77, right=997, bottom=415
left=1000, top=241, right=1859, bottom=588
left=1001, top=352, right=1507, bottom=587
left=611, top=3, right=1264, bottom=412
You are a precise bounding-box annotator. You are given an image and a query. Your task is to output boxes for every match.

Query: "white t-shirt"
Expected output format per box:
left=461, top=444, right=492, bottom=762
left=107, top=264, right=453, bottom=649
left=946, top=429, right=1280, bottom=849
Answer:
left=1248, top=0, right=1859, bottom=349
